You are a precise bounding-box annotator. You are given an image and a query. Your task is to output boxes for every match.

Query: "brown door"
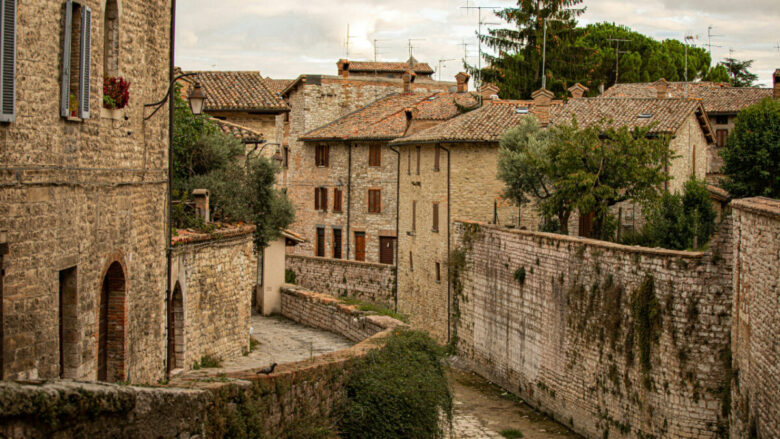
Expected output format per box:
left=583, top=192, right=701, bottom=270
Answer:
left=98, top=280, right=109, bottom=381
left=355, top=232, right=366, bottom=262
left=379, top=237, right=395, bottom=265
left=579, top=211, right=595, bottom=238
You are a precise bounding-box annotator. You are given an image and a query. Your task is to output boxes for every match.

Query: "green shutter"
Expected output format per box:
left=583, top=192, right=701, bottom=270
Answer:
left=78, top=5, right=91, bottom=119
left=0, top=0, right=17, bottom=122
left=60, top=0, right=73, bottom=118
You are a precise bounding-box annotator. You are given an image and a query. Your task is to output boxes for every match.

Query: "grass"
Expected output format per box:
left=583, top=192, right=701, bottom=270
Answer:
left=338, top=296, right=409, bottom=323
left=192, top=354, right=222, bottom=370
left=500, top=428, right=524, bottom=438
left=249, top=336, right=260, bottom=352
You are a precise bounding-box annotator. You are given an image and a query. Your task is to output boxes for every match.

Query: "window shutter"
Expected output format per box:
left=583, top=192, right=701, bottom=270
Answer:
left=60, top=0, right=73, bottom=118
left=322, top=188, right=328, bottom=212
left=314, top=188, right=320, bottom=210
left=0, top=0, right=16, bottom=122
left=433, top=203, right=439, bottom=231
left=434, top=146, right=440, bottom=171
left=78, top=5, right=91, bottom=119
left=323, top=144, right=329, bottom=167
left=315, top=145, right=321, bottom=166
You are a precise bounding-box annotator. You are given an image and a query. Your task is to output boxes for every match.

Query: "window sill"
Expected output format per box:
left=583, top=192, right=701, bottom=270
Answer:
left=65, top=116, right=83, bottom=123
left=101, top=107, right=125, bottom=121
left=432, top=229, right=439, bottom=233
left=407, top=231, right=416, bottom=236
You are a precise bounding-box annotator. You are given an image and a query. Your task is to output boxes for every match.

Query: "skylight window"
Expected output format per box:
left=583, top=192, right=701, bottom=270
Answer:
left=515, top=107, right=529, bottom=114
left=427, top=96, right=438, bottom=101
left=638, top=113, right=653, bottom=119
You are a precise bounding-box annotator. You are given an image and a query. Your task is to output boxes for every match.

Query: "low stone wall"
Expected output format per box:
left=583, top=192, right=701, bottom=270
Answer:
left=0, top=288, right=404, bottom=438
left=286, top=254, right=396, bottom=307
left=730, top=198, right=780, bottom=439
left=171, top=226, right=257, bottom=371
left=452, top=220, right=733, bottom=439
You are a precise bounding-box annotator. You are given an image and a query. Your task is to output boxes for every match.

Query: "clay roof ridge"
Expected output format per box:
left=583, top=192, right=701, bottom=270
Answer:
left=299, top=93, right=405, bottom=140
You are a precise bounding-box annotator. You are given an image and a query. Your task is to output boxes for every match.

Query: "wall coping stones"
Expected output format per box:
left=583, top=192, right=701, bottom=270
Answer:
left=172, top=224, right=256, bottom=246
left=731, top=196, right=780, bottom=220
left=287, top=253, right=396, bottom=270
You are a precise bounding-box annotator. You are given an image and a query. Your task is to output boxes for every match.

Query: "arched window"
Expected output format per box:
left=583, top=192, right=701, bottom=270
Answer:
left=103, top=0, right=119, bottom=77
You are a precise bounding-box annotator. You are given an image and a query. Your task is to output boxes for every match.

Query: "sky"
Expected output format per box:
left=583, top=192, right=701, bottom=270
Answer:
left=175, top=0, right=780, bottom=87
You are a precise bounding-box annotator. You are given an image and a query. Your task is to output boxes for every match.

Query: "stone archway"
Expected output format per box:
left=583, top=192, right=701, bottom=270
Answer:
left=168, top=282, right=184, bottom=372
left=98, top=262, right=126, bottom=382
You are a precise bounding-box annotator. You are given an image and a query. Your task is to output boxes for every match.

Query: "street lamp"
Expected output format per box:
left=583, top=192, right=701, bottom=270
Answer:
left=144, top=72, right=207, bottom=120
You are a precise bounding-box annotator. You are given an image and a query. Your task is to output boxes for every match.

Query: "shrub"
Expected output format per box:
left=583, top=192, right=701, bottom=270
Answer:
left=284, top=269, right=296, bottom=284
left=339, top=329, right=452, bottom=439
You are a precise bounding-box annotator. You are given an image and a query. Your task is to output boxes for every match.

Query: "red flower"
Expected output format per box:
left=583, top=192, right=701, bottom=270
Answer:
left=103, top=76, right=131, bottom=110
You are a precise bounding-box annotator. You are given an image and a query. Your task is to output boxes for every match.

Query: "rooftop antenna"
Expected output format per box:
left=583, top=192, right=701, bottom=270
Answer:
left=407, top=38, right=426, bottom=65
left=775, top=42, right=780, bottom=53
left=706, top=26, right=724, bottom=54
left=607, top=38, right=630, bottom=84
left=438, top=58, right=457, bottom=81
left=461, top=4, right=502, bottom=94
left=373, top=38, right=391, bottom=62
left=345, top=24, right=358, bottom=59
left=684, top=34, right=698, bottom=97
left=541, top=10, right=577, bottom=90
left=458, top=40, right=473, bottom=64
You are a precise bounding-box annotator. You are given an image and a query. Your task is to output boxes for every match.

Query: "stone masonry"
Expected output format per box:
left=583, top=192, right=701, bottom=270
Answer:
left=0, top=0, right=171, bottom=383
left=730, top=197, right=780, bottom=439
left=452, top=220, right=733, bottom=439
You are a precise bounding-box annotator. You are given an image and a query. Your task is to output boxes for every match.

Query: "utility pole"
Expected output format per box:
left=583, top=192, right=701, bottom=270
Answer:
left=607, top=38, right=630, bottom=84
left=438, top=58, right=457, bottom=81
left=461, top=4, right=502, bottom=94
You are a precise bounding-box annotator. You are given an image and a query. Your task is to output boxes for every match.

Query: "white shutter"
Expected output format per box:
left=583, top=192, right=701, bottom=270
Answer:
left=60, top=0, right=73, bottom=118
left=0, top=0, right=17, bottom=122
left=77, top=5, right=91, bottom=119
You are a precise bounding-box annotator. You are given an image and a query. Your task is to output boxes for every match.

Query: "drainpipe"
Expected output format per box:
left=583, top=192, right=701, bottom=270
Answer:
left=439, top=144, right=452, bottom=343
left=346, top=141, right=352, bottom=259
left=166, top=0, right=176, bottom=378
left=388, top=144, right=401, bottom=312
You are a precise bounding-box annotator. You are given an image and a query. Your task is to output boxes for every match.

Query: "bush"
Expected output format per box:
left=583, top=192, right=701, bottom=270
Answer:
left=284, top=269, right=296, bottom=284
left=339, top=329, right=452, bottom=439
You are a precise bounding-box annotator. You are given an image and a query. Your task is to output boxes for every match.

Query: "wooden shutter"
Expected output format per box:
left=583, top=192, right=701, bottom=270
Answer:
left=60, top=0, right=73, bottom=117
left=0, top=0, right=16, bottom=122
left=416, top=146, right=421, bottom=175
left=434, top=146, right=440, bottom=171
left=314, top=188, right=320, bottom=210
left=323, top=144, right=329, bottom=167
left=407, top=149, right=411, bottom=175
left=412, top=200, right=416, bottom=231
left=432, top=203, right=439, bottom=231
left=321, top=188, right=328, bottom=212
left=78, top=5, right=91, bottom=119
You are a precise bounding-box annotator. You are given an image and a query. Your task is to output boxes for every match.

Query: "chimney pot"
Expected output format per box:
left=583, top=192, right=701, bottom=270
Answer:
left=192, top=189, right=210, bottom=223
left=402, top=70, right=416, bottom=94
left=531, top=88, right=554, bottom=126
left=480, top=83, right=500, bottom=100
left=655, top=79, right=669, bottom=99
left=568, top=83, right=589, bottom=99
left=455, top=72, right=470, bottom=93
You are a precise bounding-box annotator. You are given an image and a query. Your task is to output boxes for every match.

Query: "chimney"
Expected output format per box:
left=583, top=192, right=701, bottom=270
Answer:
left=402, top=70, right=416, bottom=94
left=337, top=59, right=350, bottom=78
left=774, top=69, right=780, bottom=100
left=193, top=189, right=210, bottom=223
left=455, top=72, right=470, bottom=93
left=531, top=88, right=554, bottom=126
left=480, top=83, right=500, bottom=100
left=403, top=107, right=418, bottom=136
left=655, top=79, right=669, bottom=99
left=568, top=83, right=589, bottom=99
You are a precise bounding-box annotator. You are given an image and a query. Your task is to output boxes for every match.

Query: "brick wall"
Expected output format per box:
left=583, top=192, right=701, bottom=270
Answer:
left=452, top=220, right=733, bottom=439
left=730, top=198, right=780, bottom=439
left=171, top=228, right=257, bottom=371
left=286, top=255, right=395, bottom=307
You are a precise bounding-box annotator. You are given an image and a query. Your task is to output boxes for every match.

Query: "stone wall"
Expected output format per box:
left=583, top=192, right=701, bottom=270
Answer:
left=730, top=198, right=780, bottom=439
left=286, top=254, right=396, bottom=307
left=0, top=0, right=171, bottom=383
left=171, top=227, right=257, bottom=372
left=452, top=220, right=733, bottom=439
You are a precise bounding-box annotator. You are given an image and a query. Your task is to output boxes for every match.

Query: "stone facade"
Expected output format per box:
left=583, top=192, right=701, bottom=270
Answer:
left=730, top=198, right=780, bottom=439
left=452, top=220, right=734, bottom=439
left=0, top=0, right=170, bottom=383
left=170, top=228, right=256, bottom=373
left=208, top=110, right=278, bottom=145
left=286, top=254, right=396, bottom=307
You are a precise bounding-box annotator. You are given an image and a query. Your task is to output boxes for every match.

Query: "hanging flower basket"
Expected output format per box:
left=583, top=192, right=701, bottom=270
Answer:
left=103, top=76, right=130, bottom=110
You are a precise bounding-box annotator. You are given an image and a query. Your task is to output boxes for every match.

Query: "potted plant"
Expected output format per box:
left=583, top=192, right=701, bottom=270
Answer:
left=69, top=93, right=78, bottom=118
left=103, top=76, right=130, bottom=119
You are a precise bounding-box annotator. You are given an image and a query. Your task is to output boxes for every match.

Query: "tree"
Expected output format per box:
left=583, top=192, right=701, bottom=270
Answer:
left=720, top=57, right=759, bottom=87
left=498, top=116, right=672, bottom=237
left=721, top=98, right=780, bottom=198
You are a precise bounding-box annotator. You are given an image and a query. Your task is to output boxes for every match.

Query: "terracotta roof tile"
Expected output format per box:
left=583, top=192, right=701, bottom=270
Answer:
left=339, top=57, right=435, bottom=75
left=300, top=92, right=478, bottom=141
left=264, top=77, right=294, bottom=95
left=604, top=82, right=771, bottom=113
left=188, top=71, right=289, bottom=112
left=212, top=118, right=264, bottom=143
left=550, top=98, right=703, bottom=134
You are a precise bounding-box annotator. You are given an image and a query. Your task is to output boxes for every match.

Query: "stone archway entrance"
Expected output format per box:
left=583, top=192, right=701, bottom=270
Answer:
left=98, top=262, right=126, bottom=382
left=168, top=282, right=184, bottom=372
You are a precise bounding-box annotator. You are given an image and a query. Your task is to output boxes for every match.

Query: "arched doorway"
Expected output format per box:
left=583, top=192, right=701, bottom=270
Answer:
left=98, top=262, right=126, bottom=382
left=167, top=282, right=184, bottom=372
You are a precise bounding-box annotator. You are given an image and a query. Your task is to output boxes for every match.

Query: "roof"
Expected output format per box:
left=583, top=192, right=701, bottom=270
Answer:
left=300, top=92, right=479, bottom=142
left=212, top=118, right=264, bottom=144
left=264, top=77, right=294, bottom=95
left=282, top=229, right=306, bottom=244
left=338, top=57, right=435, bottom=75
left=603, top=82, right=772, bottom=114
left=187, top=71, right=289, bottom=112
left=550, top=98, right=708, bottom=135
left=391, top=100, right=554, bottom=145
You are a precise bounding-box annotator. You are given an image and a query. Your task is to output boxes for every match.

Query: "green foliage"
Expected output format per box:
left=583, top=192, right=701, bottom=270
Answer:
left=500, top=428, right=524, bottom=439
left=514, top=267, right=526, bottom=285
left=193, top=354, right=222, bottom=370
left=339, top=329, right=452, bottom=439
left=721, top=98, right=780, bottom=198
left=284, top=269, right=297, bottom=284
left=622, top=178, right=716, bottom=250
left=719, top=57, right=759, bottom=87
left=338, top=296, right=408, bottom=323
left=631, top=275, right=661, bottom=387
left=498, top=116, right=671, bottom=236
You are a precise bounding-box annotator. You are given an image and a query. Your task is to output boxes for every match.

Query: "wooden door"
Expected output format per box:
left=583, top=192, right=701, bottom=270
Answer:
left=579, top=211, right=595, bottom=238
left=98, top=280, right=109, bottom=381
left=379, top=237, right=395, bottom=265
left=355, top=233, right=366, bottom=262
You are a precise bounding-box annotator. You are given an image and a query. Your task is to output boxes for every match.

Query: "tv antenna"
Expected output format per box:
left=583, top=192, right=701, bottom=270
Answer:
left=458, top=40, right=473, bottom=63
left=407, top=38, right=426, bottom=63
left=461, top=4, right=503, bottom=93
left=774, top=42, right=780, bottom=53
left=706, top=26, right=724, bottom=54
left=373, top=38, right=391, bottom=62
left=344, top=24, right=359, bottom=59
left=608, top=38, right=630, bottom=84
left=438, top=58, right=457, bottom=81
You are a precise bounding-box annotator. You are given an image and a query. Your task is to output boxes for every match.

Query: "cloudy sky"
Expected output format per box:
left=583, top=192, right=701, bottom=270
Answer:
left=175, top=0, right=780, bottom=86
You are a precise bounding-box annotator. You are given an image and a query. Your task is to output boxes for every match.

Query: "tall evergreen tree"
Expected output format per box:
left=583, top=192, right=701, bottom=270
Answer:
left=720, top=57, right=759, bottom=87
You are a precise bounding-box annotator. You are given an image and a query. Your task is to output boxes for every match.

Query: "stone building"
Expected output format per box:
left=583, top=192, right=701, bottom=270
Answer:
left=290, top=73, right=477, bottom=265
left=392, top=88, right=714, bottom=340
left=336, top=57, right=435, bottom=80
left=0, top=0, right=171, bottom=382
left=604, top=75, right=779, bottom=179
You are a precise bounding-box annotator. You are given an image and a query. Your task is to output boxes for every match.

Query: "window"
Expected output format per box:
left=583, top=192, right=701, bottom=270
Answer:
left=333, top=188, right=343, bottom=212
left=407, top=149, right=411, bottom=175
left=369, top=145, right=381, bottom=166
left=316, top=227, right=325, bottom=257
left=432, top=202, right=439, bottom=232
left=435, top=262, right=441, bottom=283
left=103, top=0, right=118, bottom=78
left=333, top=228, right=342, bottom=259
left=314, top=187, right=328, bottom=212
left=315, top=144, right=329, bottom=167
left=368, top=189, right=381, bottom=213
left=416, top=146, right=421, bottom=175
left=716, top=129, right=728, bottom=148
left=715, top=115, right=728, bottom=125
left=60, top=0, right=92, bottom=119
left=412, top=200, right=417, bottom=231
left=434, top=145, right=440, bottom=172
left=0, top=0, right=17, bottom=122
left=354, top=232, right=366, bottom=262
left=283, top=146, right=289, bottom=168
left=409, top=252, right=414, bottom=271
